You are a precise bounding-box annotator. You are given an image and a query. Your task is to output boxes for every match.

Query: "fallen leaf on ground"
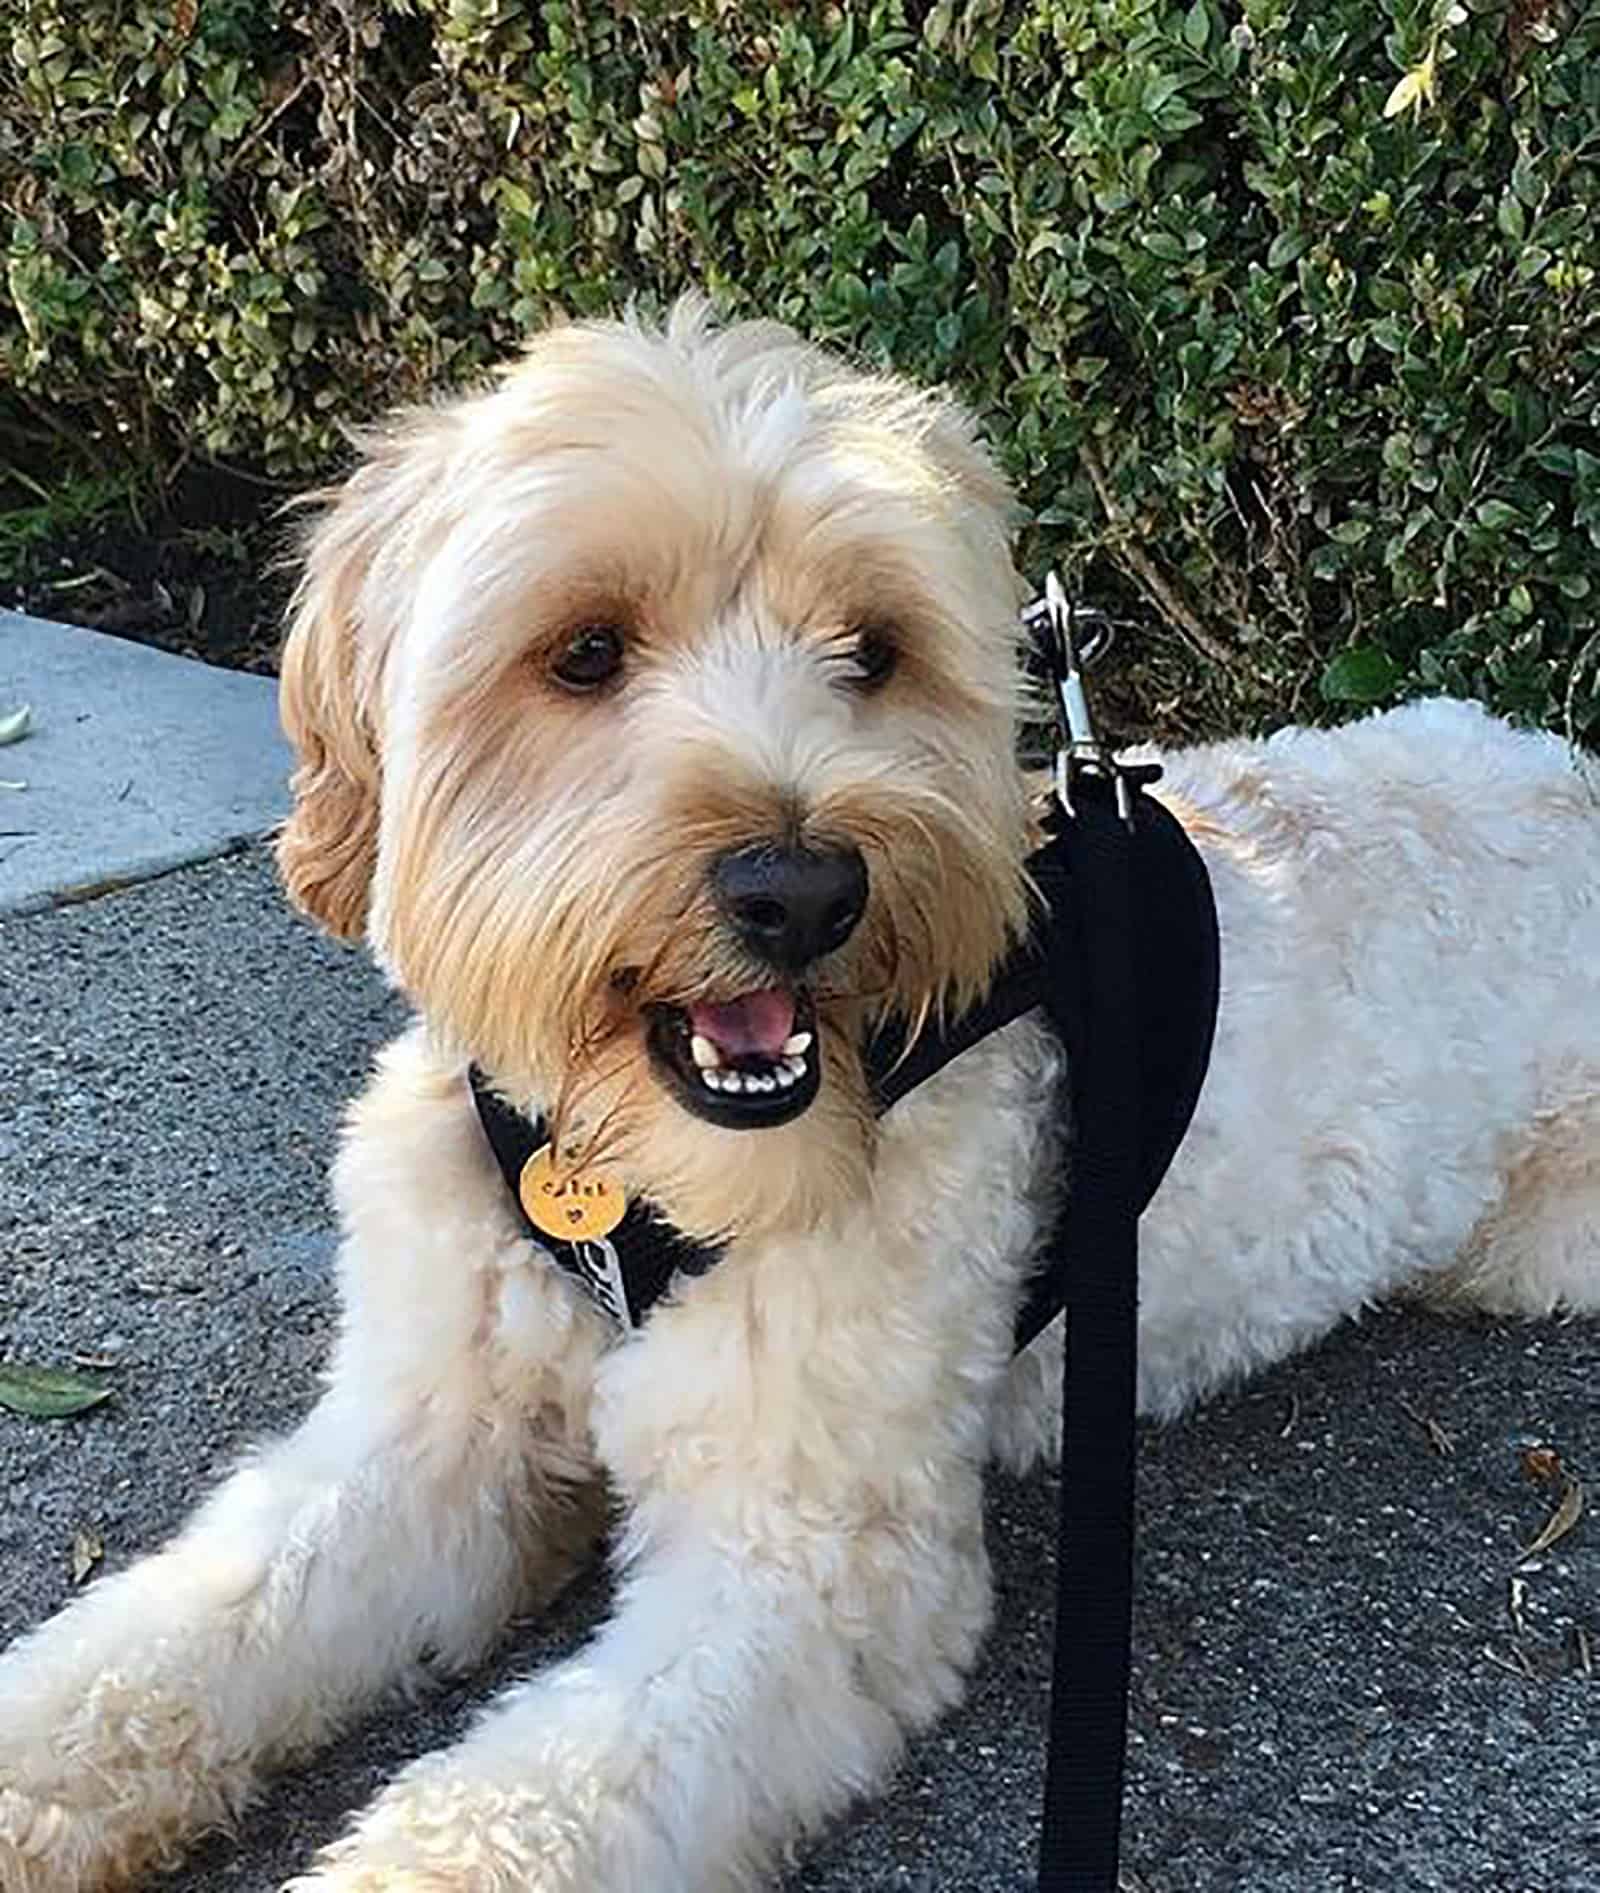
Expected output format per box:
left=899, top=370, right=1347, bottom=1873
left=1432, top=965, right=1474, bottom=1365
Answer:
left=71, top=1529, right=103, bottom=1585
left=0, top=1362, right=113, bottom=1418
left=1519, top=1444, right=1563, bottom=1486
left=0, top=705, right=32, bottom=746
left=1519, top=1478, right=1586, bottom=1561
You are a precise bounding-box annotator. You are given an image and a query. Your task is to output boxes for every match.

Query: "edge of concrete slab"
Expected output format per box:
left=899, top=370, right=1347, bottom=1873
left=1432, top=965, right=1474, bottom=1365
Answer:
left=0, top=833, right=267, bottom=918
left=0, top=611, right=291, bottom=918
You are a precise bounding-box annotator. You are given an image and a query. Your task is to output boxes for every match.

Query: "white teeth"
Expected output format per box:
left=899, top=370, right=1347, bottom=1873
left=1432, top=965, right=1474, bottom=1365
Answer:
left=781, top=1032, right=813, bottom=1057
left=697, top=1056, right=808, bottom=1099
left=690, top=1034, right=721, bottom=1070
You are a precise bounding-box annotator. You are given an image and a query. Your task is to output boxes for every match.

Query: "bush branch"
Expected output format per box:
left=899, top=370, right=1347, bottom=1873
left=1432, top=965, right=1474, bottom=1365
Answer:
left=1077, top=441, right=1234, bottom=670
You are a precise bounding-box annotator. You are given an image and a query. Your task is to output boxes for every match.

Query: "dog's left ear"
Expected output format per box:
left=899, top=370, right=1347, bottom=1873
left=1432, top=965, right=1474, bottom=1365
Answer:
left=920, top=396, right=1024, bottom=582
left=277, top=417, right=451, bottom=941
left=928, top=399, right=1013, bottom=512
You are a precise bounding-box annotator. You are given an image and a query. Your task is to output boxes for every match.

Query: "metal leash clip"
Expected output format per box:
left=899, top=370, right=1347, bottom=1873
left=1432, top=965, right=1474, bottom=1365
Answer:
left=1023, top=570, right=1140, bottom=826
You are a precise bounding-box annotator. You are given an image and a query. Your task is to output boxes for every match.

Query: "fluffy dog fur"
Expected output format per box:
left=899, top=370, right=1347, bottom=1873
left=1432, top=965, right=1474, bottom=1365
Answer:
left=2, top=301, right=1598, bottom=1893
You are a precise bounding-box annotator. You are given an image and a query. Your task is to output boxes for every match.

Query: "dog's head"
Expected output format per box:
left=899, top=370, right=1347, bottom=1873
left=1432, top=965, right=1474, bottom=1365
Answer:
left=279, top=300, right=1032, bottom=1236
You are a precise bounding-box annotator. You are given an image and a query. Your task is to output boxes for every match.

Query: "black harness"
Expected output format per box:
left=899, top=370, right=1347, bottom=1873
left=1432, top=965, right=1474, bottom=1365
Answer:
left=468, top=790, right=1216, bottom=1351
left=467, top=587, right=1221, bottom=1893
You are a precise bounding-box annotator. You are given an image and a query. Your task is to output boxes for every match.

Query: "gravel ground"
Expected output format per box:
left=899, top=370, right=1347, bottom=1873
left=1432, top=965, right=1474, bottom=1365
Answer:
left=2, top=850, right=1596, bottom=1892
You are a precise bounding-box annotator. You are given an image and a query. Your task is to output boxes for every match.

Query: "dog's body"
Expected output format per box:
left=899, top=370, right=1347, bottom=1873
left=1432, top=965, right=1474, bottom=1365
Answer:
left=2, top=304, right=1598, bottom=1893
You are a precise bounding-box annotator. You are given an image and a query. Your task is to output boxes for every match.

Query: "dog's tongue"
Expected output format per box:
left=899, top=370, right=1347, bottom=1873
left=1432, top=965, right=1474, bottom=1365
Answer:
left=689, top=989, right=796, bottom=1060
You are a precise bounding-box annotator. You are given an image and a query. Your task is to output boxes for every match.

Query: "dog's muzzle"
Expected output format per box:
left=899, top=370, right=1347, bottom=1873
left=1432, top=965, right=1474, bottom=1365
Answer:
left=643, top=841, right=864, bottom=1131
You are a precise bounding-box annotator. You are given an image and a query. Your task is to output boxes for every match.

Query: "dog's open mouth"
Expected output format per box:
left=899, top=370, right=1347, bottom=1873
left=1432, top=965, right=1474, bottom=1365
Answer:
left=646, top=987, right=820, bottom=1129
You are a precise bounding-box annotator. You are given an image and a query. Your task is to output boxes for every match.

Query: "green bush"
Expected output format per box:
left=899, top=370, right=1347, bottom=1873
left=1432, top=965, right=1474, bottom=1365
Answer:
left=3, top=0, right=1598, bottom=742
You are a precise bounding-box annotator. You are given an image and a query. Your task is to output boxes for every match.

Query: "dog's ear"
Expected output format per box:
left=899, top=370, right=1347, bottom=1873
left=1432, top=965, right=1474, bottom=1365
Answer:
left=276, top=419, right=449, bottom=940
left=922, top=396, right=1019, bottom=548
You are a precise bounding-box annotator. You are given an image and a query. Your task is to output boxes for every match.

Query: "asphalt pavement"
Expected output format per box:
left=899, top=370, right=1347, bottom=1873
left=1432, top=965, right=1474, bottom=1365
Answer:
left=0, top=613, right=1596, bottom=1892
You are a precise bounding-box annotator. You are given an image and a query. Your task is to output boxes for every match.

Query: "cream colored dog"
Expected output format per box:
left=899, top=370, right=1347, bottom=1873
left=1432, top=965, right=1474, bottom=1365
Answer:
left=3, top=301, right=1598, bottom=1893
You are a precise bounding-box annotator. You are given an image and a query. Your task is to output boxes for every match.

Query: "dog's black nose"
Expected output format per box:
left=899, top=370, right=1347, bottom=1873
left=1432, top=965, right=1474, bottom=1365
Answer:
left=711, top=842, right=868, bottom=972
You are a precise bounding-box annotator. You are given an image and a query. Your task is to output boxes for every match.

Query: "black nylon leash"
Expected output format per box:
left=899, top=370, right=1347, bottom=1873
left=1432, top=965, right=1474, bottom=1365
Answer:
left=1028, top=578, right=1218, bottom=1893
left=1036, top=778, right=1143, bottom=1892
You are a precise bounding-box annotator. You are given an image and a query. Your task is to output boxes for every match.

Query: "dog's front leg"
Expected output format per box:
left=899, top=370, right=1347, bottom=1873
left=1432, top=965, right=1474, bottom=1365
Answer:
left=290, top=1479, right=989, bottom=1893
left=0, top=1299, right=602, bottom=1893
left=0, top=1042, right=606, bottom=1893
left=290, top=1270, right=1000, bottom=1893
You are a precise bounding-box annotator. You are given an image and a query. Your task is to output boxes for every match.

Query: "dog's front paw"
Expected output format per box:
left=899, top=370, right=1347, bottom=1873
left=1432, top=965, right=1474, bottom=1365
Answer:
left=284, top=1871, right=461, bottom=1893
left=284, top=1763, right=578, bottom=1893
left=283, top=1824, right=464, bottom=1889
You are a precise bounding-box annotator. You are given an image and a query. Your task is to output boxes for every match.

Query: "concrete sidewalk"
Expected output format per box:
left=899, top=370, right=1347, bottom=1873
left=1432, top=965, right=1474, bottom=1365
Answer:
left=0, top=610, right=290, bottom=916
left=1, top=622, right=1596, bottom=1892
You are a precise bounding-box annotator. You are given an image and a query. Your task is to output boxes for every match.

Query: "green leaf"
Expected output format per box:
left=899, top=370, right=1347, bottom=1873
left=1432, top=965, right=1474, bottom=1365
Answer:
left=1476, top=499, right=1524, bottom=531
left=0, top=1363, right=112, bottom=1419
left=1541, top=207, right=1585, bottom=246
left=1533, top=445, right=1576, bottom=477
left=57, top=143, right=96, bottom=191
left=1142, top=230, right=1187, bottom=260
left=1184, top=1, right=1210, bottom=50
left=1267, top=230, right=1306, bottom=269
left=1321, top=647, right=1399, bottom=704
left=1497, top=195, right=1526, bottom=242
left=1511, top=149, right=1543, bottom=209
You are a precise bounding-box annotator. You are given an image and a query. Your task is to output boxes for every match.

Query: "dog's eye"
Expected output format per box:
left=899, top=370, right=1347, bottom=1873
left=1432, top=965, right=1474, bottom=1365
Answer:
left=846, top=625, right=898, bottom=693
left=551, top=623, right=626, bottom=692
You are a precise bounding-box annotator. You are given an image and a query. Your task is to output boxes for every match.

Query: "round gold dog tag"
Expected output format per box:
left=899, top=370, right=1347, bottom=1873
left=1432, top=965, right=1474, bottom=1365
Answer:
left=519, top=1145, right=627, bottom=1241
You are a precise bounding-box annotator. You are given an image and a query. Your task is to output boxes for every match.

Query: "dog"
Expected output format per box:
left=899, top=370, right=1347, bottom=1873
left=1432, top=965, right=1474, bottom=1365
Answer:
left=2, top=299, right=1598, bottom=1893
